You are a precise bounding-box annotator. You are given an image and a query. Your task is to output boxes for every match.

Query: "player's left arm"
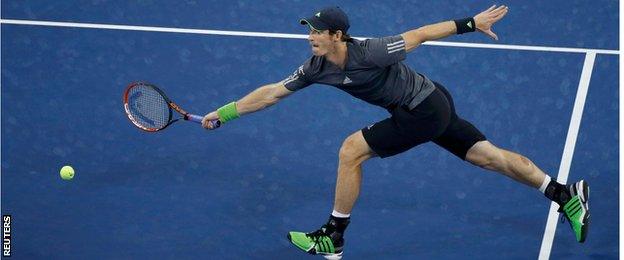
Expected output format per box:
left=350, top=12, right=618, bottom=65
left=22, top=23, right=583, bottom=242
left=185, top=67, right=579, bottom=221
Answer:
left=401, top=5, right=508, bottom=52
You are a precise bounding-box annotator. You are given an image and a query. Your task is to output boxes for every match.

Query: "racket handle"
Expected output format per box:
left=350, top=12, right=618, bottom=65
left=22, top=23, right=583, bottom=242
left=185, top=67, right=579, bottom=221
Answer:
left=187, top=114, right=204, bottom=123
left=186, top=114, right=221, bottom=128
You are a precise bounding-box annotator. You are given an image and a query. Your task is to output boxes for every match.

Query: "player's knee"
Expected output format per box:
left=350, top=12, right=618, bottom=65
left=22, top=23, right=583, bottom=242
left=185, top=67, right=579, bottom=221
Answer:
left=466, top=142, right=504, bottom=170
left=339, top=134, right=366, bottom=164
left=339, top=138, right=358, bottom=163
left=469, top=153, right=495, bottom=169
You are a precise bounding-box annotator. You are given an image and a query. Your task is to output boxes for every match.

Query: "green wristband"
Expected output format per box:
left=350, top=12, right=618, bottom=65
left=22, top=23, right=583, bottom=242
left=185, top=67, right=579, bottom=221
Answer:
left=217, top=102, right=240, bottom=123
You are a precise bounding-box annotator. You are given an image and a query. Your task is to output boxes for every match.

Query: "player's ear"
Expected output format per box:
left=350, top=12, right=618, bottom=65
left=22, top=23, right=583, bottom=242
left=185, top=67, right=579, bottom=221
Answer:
left=334, top=30, right=343, bottom=42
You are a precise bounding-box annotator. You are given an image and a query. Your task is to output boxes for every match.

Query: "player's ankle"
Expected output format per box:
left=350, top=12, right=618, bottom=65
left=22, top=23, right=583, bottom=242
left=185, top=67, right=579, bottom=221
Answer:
left=325, top=214, right=350, bottom=243
left=543, top=179, right=571, bottom=206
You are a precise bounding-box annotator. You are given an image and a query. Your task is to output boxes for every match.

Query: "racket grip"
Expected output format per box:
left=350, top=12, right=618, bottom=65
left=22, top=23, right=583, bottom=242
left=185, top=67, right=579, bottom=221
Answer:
left=187, top=114, right=204, bottom=123
left=187, top=114, right=221, bottom=128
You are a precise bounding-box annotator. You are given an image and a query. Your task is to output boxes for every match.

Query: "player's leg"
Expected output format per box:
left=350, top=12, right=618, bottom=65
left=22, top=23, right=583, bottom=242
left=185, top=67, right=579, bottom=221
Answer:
left=465, top=141, right=590, bottom=242
left=292, top=131, right=376, bottom=256
left=463, top=140, right=574, bottom=206
left=287, top=131, right=376, bottom=259
left=464, top=140, right=546, bottom=188
left=433, top=81, right=589, bottom=243
left=288, top=87, right=453, bottom=259
left=334, top=131, right=377, bottom=214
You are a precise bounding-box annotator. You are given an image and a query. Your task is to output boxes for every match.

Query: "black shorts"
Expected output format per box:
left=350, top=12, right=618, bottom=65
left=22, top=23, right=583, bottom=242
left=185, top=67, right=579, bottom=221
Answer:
left=361, top=82, right=486, bottom=160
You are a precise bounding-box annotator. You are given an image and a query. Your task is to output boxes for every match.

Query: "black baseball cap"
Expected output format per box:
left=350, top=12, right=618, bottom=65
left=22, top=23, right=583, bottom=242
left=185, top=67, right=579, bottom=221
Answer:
left=300, top=6, right=350, bottom=33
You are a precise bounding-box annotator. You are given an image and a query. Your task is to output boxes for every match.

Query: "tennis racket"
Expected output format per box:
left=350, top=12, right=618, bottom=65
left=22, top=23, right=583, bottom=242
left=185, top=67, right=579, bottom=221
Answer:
left=123, top=82, right=220, bottom=132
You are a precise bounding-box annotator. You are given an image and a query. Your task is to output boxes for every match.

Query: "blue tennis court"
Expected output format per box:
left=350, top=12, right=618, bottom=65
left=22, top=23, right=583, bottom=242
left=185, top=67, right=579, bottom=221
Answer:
left=1, top=1, right=618, bottom=259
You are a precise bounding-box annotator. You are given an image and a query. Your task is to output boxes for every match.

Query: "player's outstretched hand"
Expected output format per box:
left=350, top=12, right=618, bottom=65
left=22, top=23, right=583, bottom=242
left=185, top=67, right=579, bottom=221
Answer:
left=474, top=5, right=508, bottom=41
left=202, top=111, right=220, bottom=130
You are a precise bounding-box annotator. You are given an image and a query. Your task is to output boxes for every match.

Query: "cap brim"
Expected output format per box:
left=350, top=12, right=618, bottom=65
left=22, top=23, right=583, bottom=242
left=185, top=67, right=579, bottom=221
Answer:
left=299, top=18, right=329, bottom=31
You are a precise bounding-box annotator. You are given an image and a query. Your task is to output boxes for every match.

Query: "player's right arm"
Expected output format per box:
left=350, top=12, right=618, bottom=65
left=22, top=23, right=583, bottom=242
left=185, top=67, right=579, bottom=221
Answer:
left=202, top=60, right=315, bottom=130
left=234, top=81, right=294, bottom=115
left=201, top=81, right=293, bottom=129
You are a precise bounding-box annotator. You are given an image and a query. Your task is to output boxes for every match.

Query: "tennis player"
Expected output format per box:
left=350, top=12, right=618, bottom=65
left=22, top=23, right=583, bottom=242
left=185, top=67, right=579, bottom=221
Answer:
left=202, top=5, right=590, bottom=259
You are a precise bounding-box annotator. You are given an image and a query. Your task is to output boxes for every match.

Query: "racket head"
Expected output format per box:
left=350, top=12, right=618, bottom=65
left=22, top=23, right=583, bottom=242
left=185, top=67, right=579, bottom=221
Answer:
left=123, top=82, right=173, bottom=132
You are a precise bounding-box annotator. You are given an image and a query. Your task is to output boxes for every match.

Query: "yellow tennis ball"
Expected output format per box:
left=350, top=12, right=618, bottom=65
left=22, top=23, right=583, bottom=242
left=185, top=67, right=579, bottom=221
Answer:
left=60, top=166, right=75, bottom=180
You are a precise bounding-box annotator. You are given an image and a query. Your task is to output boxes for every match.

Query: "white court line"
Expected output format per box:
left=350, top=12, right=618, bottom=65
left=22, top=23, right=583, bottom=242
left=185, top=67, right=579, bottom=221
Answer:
left=0, top=19, right=619, bottom=55
left=538, top=52, right=596, bottom=260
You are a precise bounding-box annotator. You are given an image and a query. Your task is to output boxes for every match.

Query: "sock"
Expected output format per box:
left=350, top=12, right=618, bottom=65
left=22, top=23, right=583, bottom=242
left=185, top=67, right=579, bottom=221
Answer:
left=538, top=176, right=551, bottom=193
left=544, top=179, right=571, bottom=207
left=331, top=210, right=350, bottom=218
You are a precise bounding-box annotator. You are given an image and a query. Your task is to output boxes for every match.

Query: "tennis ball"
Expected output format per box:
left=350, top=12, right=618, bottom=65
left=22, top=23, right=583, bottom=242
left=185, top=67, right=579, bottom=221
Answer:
left=60, top=166, right=75, bottom=180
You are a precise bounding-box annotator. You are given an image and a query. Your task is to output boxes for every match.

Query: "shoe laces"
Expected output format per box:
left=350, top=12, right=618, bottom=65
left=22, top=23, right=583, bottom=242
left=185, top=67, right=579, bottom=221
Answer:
left=305, top=225, right=333, bottom=253
left=306, top=225, right=330, bottom=242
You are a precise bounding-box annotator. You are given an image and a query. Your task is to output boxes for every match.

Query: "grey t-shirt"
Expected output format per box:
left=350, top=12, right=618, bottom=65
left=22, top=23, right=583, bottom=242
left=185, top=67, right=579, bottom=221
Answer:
left=283, top=35, right=435, bottom=110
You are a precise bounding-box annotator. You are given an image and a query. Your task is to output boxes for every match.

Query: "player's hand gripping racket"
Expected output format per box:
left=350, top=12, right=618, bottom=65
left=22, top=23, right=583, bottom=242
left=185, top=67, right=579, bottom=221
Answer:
left=123, top=82, right=220, bottom=132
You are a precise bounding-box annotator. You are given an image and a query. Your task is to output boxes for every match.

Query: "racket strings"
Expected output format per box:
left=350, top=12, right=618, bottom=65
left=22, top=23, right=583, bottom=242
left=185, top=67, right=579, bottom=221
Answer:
left=127, top=84, right=170, bottom=129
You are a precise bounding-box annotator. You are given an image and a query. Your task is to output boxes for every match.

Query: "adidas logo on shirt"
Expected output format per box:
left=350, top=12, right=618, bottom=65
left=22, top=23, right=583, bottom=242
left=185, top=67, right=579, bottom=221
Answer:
left=343, top=76, right=352, bottom=84
left=386, top=39, right=405, bottom=54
